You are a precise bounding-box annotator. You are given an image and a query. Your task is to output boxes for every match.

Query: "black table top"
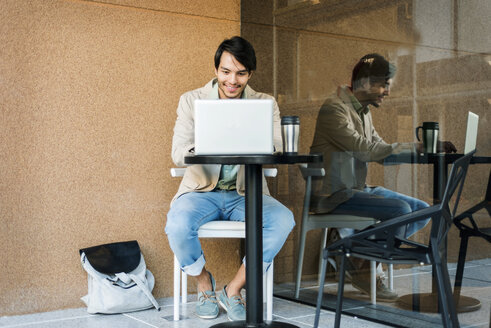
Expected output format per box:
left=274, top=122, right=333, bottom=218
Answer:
left=184, top=153, right=323, bottom=165
left=384, top=153, right=491, bottom=165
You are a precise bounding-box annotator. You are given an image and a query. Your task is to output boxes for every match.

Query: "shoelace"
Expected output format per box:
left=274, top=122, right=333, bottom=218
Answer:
left=376, top=276, right=391, bottom=290
left=199, top=291, right=218, bottom=304
left=231, top=295, right=246, bottom=307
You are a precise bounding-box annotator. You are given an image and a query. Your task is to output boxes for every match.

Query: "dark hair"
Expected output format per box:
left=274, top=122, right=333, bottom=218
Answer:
left=214, top=36, right=256, bottom=73
left=351, top=53, right=396, bottom=89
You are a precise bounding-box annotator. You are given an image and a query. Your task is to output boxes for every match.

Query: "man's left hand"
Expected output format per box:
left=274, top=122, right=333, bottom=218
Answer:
left=438, top=141, right=457, bottom=153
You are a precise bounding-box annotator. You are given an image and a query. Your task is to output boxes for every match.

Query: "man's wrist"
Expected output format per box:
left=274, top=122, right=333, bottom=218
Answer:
left=391, top=142, right=417, bottom=154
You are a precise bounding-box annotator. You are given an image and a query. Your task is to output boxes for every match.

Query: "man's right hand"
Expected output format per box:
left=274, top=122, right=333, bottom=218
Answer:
left=416, top=141, right=457, bottom=153
left=438, top=141, right=457, bottom=153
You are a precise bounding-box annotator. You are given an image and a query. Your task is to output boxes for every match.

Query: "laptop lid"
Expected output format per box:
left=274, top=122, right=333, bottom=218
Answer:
left=194, top=99, right=274, bottom=155
left=464, top=111, right=479, bottom=154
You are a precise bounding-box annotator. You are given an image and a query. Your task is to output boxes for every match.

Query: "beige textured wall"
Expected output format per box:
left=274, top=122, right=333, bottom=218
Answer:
left=242, top=0, right=491, bottom=281
left=1, top=0, right=240, bottom=315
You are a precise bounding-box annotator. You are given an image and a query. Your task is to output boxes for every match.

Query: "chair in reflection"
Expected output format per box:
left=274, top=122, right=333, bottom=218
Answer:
left=314, top=151, right=475, bottom=328
left=170, top=168, right=275, bottom=321
left=295, top=164, right=393, bottom=304
left=453, top=169, right=491, bottom=302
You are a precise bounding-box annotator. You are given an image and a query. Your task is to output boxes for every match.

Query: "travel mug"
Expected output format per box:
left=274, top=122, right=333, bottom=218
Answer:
left=281, top=116, right=300, bottom=154
left=415, top=122, right=439, bottom=153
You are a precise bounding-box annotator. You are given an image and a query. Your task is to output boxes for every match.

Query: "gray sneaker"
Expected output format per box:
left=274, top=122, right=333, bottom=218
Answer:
left=351, top=274, right=398, bottom=302
left=218, top=286, right=246, bottom=321
left=196, top=272, right=219, bottom=319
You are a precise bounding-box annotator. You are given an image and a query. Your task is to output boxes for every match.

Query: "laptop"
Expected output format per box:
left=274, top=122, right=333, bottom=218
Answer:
left=464, top=111, right=479, bottom=154
left=194, top=99, right=274, bottom=155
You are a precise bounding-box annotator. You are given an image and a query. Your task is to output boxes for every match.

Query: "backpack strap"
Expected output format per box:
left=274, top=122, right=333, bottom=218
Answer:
left=116, top=272, right=160, bottom=311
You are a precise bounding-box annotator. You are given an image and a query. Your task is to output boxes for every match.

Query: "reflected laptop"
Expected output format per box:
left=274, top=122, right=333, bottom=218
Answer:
left=464, top=111, right=479, bottom=154
left=194, top=99, right=274, bottom=155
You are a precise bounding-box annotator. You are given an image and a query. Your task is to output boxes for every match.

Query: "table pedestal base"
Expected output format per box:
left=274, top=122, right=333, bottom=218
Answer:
left=397, top=293, right=481, bottom=313
left=211, top=321, right=299, bottom=328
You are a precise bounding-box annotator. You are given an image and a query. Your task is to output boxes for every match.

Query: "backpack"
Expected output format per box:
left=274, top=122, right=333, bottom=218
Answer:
left=79, top=240, right=160, bottom=314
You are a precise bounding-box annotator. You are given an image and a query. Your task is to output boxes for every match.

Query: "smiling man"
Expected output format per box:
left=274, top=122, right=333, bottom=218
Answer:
left=166, top=36, right=294, bottom=321
left=214, top=50, right=251, bottom=99
left=309, top=53, right=455, bottom=301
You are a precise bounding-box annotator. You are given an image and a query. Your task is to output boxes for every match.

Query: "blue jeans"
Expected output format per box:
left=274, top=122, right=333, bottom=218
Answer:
left=332, top=186, right=430, bottom=238
left=165, top=190, right=295, bottom=276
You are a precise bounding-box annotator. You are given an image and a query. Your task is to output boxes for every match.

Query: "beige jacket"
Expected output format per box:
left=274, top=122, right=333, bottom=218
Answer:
left=309, top=86, right=396, bottom=213
left=171, top=79, right=282, bottom=204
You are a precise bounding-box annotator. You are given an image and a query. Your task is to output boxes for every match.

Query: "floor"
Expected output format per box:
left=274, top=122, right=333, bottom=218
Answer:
left=277, top=258, right=491, bottom=328
left=1, top=259, right=489, bottom=328
left=0, top=296, right=390, bottom=328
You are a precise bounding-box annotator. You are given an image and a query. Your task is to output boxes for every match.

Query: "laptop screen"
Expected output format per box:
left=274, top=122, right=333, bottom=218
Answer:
left=194, top=99, right=274, bottom=155
left=464, top=111, right=479, bottom=154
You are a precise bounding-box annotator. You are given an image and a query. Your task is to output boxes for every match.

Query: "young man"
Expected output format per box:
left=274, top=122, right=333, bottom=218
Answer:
left=166, top=36, right=294, bottom=321
left=310, top=53, right=456, bottom=301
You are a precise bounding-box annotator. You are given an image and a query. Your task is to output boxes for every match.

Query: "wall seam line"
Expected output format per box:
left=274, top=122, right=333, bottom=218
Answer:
left=64, top=0, right=240, bottom=24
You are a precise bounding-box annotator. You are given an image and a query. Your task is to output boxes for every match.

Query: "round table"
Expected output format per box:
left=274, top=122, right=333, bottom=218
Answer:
left=185, top=154, right=322, bottom=328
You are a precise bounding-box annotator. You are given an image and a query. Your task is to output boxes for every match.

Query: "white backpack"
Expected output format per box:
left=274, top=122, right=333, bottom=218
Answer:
left=80, top=241, right=160, bottom=314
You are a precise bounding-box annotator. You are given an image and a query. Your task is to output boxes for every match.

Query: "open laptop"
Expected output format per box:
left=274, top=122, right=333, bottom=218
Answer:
left=194, top=99, right=274, bottom=155
left=464, top=111, right=479, bottom=154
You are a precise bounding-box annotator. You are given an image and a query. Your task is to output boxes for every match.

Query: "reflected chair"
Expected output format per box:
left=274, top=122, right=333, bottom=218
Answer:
left=314, top=151, right=475, bottom=328
left=170, top=168, right=276, bottom=321
left=453, top=169, right=491, bottom=302
left=295, top=164, right=393, bottom=304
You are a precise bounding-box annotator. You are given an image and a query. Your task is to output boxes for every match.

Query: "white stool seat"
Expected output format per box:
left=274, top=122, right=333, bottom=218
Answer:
left=307, top=214, right=376, bottom=227
left=198, top=221, right=245, bottom=238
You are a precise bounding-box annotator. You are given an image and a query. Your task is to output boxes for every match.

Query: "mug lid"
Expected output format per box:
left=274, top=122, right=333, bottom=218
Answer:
left=281, top=116, right=300, bottom=124
left=422, top=121, right=439, bottom=129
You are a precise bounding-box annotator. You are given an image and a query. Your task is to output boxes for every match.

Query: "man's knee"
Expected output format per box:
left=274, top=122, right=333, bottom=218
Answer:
left=415, top=198, right=430, bottom=211
left=165, top=208, right=196, bottom=242
left=272, top=206, right=295, bottom=236
left=390, top=199, right=412, bottom=217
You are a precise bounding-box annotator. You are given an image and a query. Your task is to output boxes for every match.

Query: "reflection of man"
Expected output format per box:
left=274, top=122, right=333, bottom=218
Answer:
left=310, top=53, right=456, bottom=301
left=165, top=36, right=294, bottom=321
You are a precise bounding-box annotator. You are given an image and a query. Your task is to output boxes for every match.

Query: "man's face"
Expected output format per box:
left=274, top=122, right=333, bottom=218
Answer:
left=357, top=78, right=391, bottom=108
left=215, top=51, right=252, bottom=99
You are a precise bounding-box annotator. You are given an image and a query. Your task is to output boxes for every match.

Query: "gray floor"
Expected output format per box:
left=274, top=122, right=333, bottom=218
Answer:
left=278, top=258, right=491, bottom=328
left=1, top=259, right=489, bottom=328
left=0, top=296, right=391, bottom=328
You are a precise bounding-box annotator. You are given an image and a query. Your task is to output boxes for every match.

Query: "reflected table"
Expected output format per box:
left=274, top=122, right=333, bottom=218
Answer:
left=384, top=152, right=491, bottom=313
left=185, top=153, right=322, bottom=328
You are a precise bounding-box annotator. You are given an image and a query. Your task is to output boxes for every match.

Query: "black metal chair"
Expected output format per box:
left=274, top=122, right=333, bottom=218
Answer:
left=313, top=151, right=475, bottom=328
left=453, top=169, right=491, bottom=302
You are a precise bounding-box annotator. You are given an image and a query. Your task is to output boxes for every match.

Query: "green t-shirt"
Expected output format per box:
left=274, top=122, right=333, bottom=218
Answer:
left=216, top=164, right=239, bottom=190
